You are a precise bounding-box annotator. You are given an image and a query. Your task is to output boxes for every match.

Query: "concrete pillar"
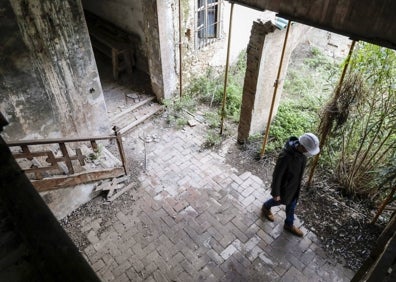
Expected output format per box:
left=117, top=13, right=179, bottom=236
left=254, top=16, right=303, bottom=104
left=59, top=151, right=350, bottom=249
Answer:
left=142, top=0, right=178, bottom=101
left=237, top=20, right=309, bottom=143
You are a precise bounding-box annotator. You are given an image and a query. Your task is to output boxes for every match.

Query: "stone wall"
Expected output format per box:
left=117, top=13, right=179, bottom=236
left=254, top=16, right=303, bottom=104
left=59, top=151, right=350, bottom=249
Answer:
left=0, top=0, right=109, bottom=141
left=180, top=2, right=274, bottom=87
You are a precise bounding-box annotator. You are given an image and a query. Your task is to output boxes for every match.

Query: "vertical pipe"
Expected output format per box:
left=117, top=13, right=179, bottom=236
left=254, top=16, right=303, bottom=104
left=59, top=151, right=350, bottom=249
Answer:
left=178, top=0, right=183, bottom=98
left=220, top=2, right=234, bottom=135
left=307, top=40, right=356, bottom=186
left=259, top=21, right=291, bottom=158
left=113, top=127, right=128, bottom=175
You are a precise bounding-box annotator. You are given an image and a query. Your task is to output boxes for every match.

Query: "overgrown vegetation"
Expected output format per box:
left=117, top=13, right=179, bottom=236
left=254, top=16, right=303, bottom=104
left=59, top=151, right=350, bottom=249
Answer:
left=188, top=50, right=246, bottom=122
left=267, top=46, right=341, bottom=152
left=163, top=94, right=198, bottom=129
left=165, top=39, right=395, bottom=205
left=164, top=51, right=246, bottom=145
left=320, top=43, right=396, bottom=201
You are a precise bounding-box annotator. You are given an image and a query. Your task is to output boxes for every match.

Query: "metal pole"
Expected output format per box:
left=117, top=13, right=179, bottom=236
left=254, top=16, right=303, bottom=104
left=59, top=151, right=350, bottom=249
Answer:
left=113, top=126, right=128, bottom=175
left=178, top=0, right=183, bottom=98
left=307, top=40, right=356, bottom=186
left=259, top=21, right=291, bottom=158
left=220, top=2, right=234, bottom=135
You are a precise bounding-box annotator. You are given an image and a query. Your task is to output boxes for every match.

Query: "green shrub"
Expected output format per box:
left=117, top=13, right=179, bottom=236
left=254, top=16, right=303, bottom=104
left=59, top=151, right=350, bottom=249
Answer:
left=186, top=50, right=246, bottom=122
left=163, top=95, right=197, bottom=128
left=268, top=101, right=318, bottom=152
left=204, top=111, right=220, bottom=129
left=203, top=130, right=222, bottom=148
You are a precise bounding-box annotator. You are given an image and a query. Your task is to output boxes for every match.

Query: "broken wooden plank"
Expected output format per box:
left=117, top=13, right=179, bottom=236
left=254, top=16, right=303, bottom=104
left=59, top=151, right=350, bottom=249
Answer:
left=32, top=167, right=125, bottom=192
left=95, top=175, right=129, bottom=192
left=106, top=182, right=135, bottom=202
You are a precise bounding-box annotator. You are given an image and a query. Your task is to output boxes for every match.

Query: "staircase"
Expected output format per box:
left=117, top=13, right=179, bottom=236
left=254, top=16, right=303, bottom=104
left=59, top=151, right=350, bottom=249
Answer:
left=109, top=96, right=163, bottom=135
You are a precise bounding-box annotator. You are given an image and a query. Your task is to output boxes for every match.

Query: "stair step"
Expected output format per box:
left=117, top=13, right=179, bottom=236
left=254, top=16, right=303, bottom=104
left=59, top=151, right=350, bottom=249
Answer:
left=118, top=104, right=163, bottom=135
left=110, top=96, right=155, bottom=123
left=109, top=96, right=163, bottom=135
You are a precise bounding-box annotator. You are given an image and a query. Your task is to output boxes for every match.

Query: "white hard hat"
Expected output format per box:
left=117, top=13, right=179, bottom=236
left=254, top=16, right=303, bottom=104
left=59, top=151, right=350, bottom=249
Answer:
left=299, top=133, right=320, bottom=156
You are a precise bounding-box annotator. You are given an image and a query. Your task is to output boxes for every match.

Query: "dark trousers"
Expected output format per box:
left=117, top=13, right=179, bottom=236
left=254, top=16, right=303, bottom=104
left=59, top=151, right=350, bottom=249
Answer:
left=263, top=197, right=297, bottom=226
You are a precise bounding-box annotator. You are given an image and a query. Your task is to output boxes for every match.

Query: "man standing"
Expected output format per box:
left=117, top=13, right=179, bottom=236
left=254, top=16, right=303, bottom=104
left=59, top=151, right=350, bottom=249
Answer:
left=261, top=133, right=320, bottom=237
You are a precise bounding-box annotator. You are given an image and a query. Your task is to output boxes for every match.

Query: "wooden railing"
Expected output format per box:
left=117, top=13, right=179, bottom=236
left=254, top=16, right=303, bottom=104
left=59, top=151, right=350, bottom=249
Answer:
left=6, top=129, right=128, bottom=192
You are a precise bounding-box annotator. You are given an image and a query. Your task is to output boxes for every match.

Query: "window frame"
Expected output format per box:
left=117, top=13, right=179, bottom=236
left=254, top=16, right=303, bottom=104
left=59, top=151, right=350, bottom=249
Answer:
left=195, top=0, right=222, bottom=50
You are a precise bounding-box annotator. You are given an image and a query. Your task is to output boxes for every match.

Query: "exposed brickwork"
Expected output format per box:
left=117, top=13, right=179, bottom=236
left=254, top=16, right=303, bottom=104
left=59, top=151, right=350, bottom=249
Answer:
left=75, top=122, right=354, bottom=281
left=238, top=21, right=275, bottom=143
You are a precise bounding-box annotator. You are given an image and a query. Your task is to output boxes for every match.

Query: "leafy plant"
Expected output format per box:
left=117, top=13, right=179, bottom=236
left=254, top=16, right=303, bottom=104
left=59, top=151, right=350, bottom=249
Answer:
left=284, top=46, right=340, bottom=101
left=163, top=95, right=197, bottom=128
left=186, top=50, right=246, bottom=121
left=204, top=111, right=220, bottom=129
left=267, top=101, right=318, bottom=152
left=321, top=43, right=396, bottom=200
left=203, top=130, right=222, bottom=148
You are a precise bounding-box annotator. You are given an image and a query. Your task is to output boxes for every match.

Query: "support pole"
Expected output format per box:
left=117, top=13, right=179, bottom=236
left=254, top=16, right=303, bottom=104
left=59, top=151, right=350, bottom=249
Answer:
left=371, top=186, right=396, bottom=224
left=220, top=2, right=234, bottom=135
left=259, top=21, right=291, bottom=158
left=307, top=40, right=356, bottom=186
left=178, top=0, right=183, bottom=98
left=113, top=126, right=128, bottom=175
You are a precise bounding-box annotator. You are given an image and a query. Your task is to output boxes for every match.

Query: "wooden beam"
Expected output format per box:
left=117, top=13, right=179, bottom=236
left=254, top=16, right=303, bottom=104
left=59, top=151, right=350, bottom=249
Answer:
left=32, top=167, right=125, bottom=191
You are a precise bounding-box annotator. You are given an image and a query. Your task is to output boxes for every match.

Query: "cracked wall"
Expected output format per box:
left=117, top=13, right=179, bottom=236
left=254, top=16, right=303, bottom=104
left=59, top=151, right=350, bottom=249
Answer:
left=0, top=0, right=109, bottom=141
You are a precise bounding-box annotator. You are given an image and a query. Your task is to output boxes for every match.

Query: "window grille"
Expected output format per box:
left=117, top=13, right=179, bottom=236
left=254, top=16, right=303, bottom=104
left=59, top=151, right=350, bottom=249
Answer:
left=196, top=0, right=222, bottom=49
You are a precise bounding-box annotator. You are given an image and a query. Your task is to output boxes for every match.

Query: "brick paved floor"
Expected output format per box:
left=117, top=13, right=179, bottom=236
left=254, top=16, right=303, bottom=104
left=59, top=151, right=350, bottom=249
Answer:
left=78, top=121, right=355, bottom=281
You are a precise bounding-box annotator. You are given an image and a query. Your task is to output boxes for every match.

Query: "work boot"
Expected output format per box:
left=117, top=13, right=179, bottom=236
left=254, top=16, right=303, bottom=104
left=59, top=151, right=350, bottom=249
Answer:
left=261, top=205, right=274, bottom=222
left=284, top=224, right=304, bottom=237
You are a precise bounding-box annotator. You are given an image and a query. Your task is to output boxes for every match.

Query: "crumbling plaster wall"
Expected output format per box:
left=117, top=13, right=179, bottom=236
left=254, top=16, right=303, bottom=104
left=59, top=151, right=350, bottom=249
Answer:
left=82, top=0, right=176, bottom=100
left=180, top=1, right=274, bottom=84
left=238, top=21, right=310, bottom=142
left=0, top=0, right=109, bottom=141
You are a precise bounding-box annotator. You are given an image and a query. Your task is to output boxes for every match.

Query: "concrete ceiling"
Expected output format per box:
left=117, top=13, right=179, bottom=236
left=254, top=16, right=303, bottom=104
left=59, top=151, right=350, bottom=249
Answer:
left=229, top=0, right=396, bottom=50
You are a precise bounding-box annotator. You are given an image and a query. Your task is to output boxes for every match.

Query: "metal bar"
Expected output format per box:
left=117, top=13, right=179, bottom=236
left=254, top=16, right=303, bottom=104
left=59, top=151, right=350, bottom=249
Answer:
left=259, top=20, right=291, bottom=158
left=220, top=2, right=234, bottom=135
left=113, top=127, right=128, bottom=175
left=179, top=0, right=183, bottom=98
left=307, top=40, right=357, bottom=186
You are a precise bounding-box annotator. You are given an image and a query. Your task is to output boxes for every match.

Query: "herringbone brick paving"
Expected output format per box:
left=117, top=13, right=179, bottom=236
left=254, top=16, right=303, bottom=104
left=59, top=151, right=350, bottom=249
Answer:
left=77, top=121, right=355, bottom=281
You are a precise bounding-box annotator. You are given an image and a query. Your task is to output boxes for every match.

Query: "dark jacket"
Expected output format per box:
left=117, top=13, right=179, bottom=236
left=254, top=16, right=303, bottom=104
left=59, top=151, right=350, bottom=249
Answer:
left=271, top=137, right=307, bottom=205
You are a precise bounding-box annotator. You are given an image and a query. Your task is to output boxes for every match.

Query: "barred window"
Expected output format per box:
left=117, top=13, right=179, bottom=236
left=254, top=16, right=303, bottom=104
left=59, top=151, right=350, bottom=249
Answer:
left=196, top=0, right=222, bottom=49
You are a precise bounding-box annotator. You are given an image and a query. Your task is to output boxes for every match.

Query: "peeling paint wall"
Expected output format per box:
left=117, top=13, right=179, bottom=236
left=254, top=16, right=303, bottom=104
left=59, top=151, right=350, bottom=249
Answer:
left=79, top=1, right=277, bottom=100
left=0, top=0, right=109, bottom=141
left=179, top=1, right=274, bottom=85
